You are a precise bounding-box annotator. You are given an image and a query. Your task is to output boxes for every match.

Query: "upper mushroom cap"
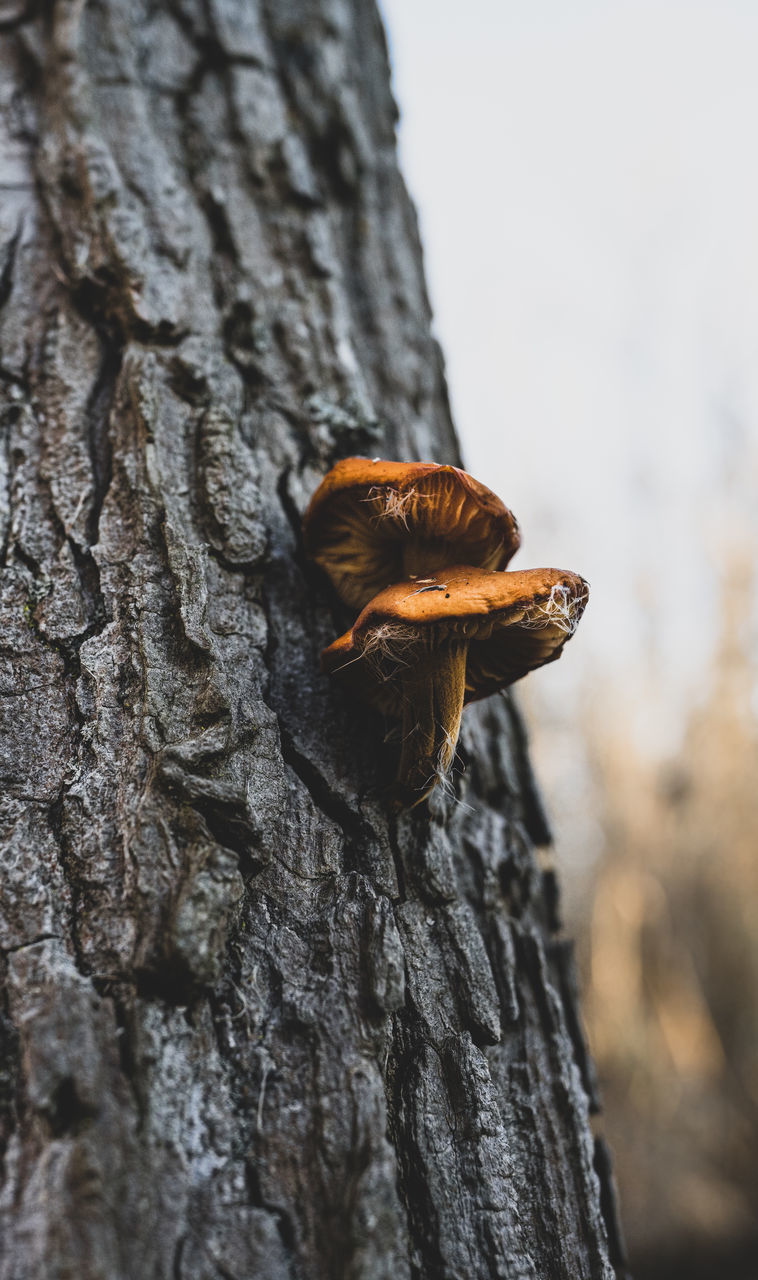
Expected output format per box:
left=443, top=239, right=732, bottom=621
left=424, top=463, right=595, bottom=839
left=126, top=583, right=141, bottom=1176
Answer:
left=321, top=565, right=589, bottom=710
left=303, top=457, right=521, bottom=611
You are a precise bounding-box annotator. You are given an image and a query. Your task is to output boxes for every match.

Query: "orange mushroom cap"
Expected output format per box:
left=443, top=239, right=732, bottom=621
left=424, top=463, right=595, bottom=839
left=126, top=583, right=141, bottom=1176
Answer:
left=321, top=566, right=589, bottom=805
left=303, top=457, right=520, bottom=611
left=322, top=565, right=589, bottom=706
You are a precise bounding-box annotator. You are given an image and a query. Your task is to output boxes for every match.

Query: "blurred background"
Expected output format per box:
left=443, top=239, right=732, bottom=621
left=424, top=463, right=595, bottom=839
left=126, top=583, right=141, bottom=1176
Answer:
left=379, top=2, right=758, bottom=1276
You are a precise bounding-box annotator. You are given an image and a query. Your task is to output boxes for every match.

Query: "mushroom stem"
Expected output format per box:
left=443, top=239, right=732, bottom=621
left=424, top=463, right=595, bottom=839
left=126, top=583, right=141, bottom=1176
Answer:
left=395, top=637, right=468, bottom=806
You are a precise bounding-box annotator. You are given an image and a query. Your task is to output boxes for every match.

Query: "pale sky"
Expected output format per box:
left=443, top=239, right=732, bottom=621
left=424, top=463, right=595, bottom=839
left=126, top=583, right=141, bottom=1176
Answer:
left=379, top=0, right=758, bottom=770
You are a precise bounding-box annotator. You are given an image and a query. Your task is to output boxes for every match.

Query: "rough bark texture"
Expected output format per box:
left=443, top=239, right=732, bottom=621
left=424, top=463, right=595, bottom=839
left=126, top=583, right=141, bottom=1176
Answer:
left=0, top=2, right=623, bottom=1277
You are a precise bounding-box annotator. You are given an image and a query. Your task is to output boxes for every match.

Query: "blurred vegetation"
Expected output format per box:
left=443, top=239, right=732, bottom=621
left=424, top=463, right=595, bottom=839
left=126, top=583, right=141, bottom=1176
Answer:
left=577, top=557, right=758, bottom=1278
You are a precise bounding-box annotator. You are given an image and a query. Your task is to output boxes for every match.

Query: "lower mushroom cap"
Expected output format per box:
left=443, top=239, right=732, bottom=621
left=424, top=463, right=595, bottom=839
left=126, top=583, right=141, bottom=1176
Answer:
left=321, top=566, right=589, bottom=805
left=322, top=566, right=589, bottom=699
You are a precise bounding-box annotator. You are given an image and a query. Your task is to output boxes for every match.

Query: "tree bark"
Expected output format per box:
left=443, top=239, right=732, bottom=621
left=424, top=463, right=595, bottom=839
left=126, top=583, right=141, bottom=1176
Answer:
left=0, top=2, right=623, bottom=1277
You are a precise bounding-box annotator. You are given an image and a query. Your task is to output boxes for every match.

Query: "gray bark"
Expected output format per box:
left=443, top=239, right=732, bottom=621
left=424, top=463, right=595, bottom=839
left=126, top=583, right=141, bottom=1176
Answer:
left=0, top=2, right=623, bottom=1277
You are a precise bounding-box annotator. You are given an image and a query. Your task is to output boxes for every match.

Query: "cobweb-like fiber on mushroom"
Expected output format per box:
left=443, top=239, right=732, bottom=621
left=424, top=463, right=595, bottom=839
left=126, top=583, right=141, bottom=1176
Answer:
left=328, top=622, right=422, bottom=683
left=409, top=724, right=471, bottom=810
left=362, top=485, right=430, bottom=530
left=433, top=725, right=461, bottom=797
left=359, top=622, right=420, bottom=681
left=521, top=582, right=588, bottom=636
left=395, top=716, right=458, bottom=807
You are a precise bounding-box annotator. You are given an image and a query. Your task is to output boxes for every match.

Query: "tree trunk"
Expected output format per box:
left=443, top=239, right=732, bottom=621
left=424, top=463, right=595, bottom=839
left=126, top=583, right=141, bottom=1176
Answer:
left=0, top=2, right=624, bottom=1277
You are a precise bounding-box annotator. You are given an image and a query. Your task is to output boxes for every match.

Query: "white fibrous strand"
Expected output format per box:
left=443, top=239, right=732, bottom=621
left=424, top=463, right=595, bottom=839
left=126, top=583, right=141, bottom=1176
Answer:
left=434, top=723, right=460, bottom=793
left=362, top=485, right=429, bottom=529
left=406, top=715, right=466, bottom=809
left=521, top=582, right=588, bottom=636
left=358, top=622, right=420, bottom=682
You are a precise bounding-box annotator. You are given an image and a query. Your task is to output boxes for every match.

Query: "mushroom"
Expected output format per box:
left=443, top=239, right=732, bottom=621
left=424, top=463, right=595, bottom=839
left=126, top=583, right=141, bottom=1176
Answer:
left=303, top=457, right=520, bottom=611
left=321, top=565, right=589, bottom=806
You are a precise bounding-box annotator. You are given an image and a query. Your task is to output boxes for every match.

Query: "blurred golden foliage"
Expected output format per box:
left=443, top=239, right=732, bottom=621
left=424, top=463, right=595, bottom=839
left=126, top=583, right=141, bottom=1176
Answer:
left=579, top=558, right=758, bottom=1276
